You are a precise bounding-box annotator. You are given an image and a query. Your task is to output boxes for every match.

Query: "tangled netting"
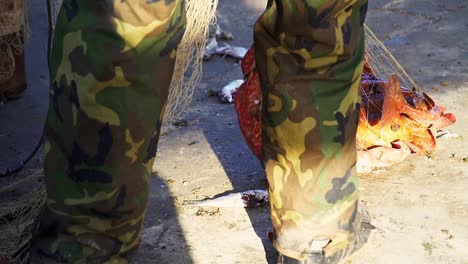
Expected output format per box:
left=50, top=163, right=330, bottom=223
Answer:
left=0, top=0, right=27, bottom=81
left=235, top=24, right=455, bottom=175
left=364, top=24, right=423, bottom=96
left=358, top=24, right=445, bottom=151
left=48, top=0, right=219, bottom=128
left=163, top=0, right=219, bottom=126
left=0, top=170, right=46, bottom=263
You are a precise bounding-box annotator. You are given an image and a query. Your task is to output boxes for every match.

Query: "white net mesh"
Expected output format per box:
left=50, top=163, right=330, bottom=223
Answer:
left=162, top=0, right=219, bottom=126
left=364, top=24, right=422, bottom=94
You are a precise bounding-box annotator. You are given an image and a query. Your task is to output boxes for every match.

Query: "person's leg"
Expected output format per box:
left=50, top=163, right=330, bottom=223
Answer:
left=38, top=0, right=186, bottom=262
left=254, top=0, right=370, bottom=262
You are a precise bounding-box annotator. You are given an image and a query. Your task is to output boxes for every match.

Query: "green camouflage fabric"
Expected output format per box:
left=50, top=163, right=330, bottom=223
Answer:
left=38, top=0, right=368, bottom=263
left=38, top=0, right=186, bottom=263
left=254, top=0, right=369, bottom=261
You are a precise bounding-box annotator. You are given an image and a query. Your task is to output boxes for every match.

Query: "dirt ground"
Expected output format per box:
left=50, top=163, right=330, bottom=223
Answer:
left=1, top=0, right=467, bottom=263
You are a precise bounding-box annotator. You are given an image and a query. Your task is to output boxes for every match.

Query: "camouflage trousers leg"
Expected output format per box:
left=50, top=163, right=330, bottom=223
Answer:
left=38, top=0, right=186, bottom=263
left=254, top=0, right=368, bottom=261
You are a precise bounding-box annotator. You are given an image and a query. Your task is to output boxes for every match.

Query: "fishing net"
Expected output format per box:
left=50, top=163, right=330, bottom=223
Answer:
left=234, top=24, right=456, bottom=173
left=0, top=33, right=23, bottom=82
left=47, top=0, right=219, bottom=128
left=163, top=0, right=219, bottom=126
left=0, top=170, right=46, bottom=263
left=0, top=0, right=28, bottom=100
left=0, top=0, right=24, bottom=79
left=356, top=25, right=455, bottom=172
left=0, top=2, right=40, bottom=261
left=363, top=24, right=422, bottom=96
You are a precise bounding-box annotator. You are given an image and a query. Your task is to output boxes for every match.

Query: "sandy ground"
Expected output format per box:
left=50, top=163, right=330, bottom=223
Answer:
left=1, top=0, right=467, bottom=263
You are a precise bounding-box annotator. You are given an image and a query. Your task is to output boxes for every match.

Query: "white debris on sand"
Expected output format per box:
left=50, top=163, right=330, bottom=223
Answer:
left=219, top=79, right=244, bottom=103
left=203, top=22, right=247, bottom=60
left=215, top=43, right=248, bottom=60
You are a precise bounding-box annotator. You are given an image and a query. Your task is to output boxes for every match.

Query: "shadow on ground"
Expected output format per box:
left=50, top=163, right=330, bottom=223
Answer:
left=128, top=177, right=194, bottom=264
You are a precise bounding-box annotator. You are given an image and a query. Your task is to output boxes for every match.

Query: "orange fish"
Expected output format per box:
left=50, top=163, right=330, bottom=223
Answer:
left=234, top=46, right=456, bottom=171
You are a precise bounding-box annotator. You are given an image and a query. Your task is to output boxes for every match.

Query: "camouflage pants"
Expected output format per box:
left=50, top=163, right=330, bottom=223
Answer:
left=255, top=0, right=368, bottom=261
left=39, top=0, right=186, bottom=263
left=39, top=0, right=367, bottom=263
